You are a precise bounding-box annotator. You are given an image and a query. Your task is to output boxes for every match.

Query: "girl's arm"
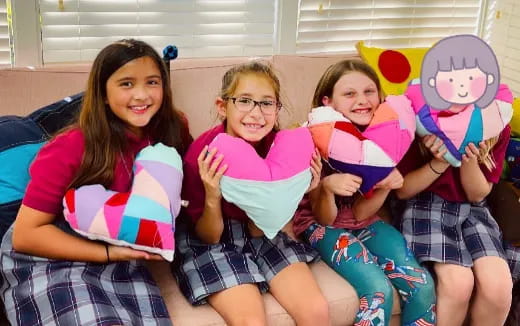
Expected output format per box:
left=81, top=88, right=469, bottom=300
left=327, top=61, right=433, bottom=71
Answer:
left=460, top=142, right=493, bottom=202
left=310, top=173, right=362, bottom=225
left=13, top=205, right=161, bottom=262
left=352, top=168, right=403, bottom=221
left=194, top=146, right=228, bottom=244
left=395, top=135, right=450, bottom=200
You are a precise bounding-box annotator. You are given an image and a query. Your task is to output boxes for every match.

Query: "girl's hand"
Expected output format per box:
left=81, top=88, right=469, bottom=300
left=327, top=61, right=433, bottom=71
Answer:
left=322, top=173, right=362, bottom=196
left=375, top=168, right=403, bottom=190
left=197, top=145, right=228, bottom=202
left=306, top=148, right=322, bottom=193
left=422, top=135, right=448, bottom=163
left=462, top=142, right=485, bottom=164
left=107, top=245, right=164, bottom=262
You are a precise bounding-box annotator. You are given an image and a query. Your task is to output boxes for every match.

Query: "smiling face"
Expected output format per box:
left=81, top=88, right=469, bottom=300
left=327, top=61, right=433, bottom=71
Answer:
left=431, top=67, right=490, bottom=106
left=321, top=71, right=380, bottom=127
left=217, top=73, right=278, bottom=144
left=106, top=56, right=163, bottom=136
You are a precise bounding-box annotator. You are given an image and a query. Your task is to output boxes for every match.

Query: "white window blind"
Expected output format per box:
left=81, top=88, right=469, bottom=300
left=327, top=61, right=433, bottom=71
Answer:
left=485, top=0, right=520, bottom=97
left=0, top=0, right=10, bottom=65
left=296, top=0, right=482, bottom=54
left=39, top=0, right=276, bottom=64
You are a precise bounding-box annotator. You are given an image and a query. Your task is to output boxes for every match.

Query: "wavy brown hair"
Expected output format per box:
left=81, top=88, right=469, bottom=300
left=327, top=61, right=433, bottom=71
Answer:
left=69, top=39, right=189, bottom=189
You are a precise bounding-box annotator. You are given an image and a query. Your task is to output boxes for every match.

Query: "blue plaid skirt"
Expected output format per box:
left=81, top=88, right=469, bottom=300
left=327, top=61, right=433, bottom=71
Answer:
left=0, top=226, right=171, bottom=326
left=172, top=218, right=319, bottom=305
left=392, top=192, right=520, bottom=280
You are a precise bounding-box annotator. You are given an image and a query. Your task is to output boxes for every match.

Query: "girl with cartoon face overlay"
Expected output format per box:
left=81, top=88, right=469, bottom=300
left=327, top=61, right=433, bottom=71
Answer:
left=293, top=59, right=437, bottom=326
left=0, top=39, right=192, bottom=326
left=173, top=61, right=331, bottom=326
left=393, top=34, right=520, bottom=326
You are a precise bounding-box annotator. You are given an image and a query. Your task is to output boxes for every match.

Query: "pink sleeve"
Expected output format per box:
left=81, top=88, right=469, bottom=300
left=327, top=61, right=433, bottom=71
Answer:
left=482, top=125, right=511, bottom=184
left=22, top=130, right=85, bottom=214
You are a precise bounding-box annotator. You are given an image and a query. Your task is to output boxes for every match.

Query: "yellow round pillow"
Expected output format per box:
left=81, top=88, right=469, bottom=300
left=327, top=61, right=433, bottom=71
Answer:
left=512, top=98, right=520, bottom=137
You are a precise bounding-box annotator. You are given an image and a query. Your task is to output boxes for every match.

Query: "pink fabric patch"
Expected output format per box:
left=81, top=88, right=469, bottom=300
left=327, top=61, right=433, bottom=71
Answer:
left=209, top=128, right=314, bottom=181
left=156, top=221, right=174, bottom=250
left=363, top=120, right=413, bottom=163
left=104, top=203, right=125, bottom=238
left=437, top=105, right=474, bottom=150
left=329, top=128, right=364, bottom=164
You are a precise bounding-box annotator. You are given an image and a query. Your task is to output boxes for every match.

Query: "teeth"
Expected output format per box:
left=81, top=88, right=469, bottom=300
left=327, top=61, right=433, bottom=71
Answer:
left=131, top=105, right=148, bottom=111
left=244, top=123, right=262, bottom=129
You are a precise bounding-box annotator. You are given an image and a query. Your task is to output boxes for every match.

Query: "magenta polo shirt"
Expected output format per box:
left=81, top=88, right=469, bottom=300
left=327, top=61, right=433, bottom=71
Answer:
left=23, top=128, right=151, bottom=215
left=182, top=123, right=276, bottom=224
left=397, top=125, right=511, bottom=203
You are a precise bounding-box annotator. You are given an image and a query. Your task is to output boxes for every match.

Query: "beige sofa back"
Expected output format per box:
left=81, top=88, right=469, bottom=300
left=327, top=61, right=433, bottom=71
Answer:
left=0, top=54, right=359, bottom=137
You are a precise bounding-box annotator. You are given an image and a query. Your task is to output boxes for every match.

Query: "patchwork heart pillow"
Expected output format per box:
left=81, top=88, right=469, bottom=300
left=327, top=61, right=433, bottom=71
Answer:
left=306, top=95, right=416, bottom=194
left=63, top=143, right=183, bottom=262
left=405, top=81, right=513, bottom=167
left=208, top=128, right=314, bottom=239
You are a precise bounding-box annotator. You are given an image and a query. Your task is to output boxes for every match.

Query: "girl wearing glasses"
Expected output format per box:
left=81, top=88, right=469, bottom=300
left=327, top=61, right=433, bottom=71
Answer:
left=173, top=61, right=330, bottom=325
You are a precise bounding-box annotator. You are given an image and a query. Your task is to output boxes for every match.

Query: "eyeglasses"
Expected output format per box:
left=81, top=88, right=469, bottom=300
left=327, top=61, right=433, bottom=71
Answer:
left=225, top=97, right=280, bottom=115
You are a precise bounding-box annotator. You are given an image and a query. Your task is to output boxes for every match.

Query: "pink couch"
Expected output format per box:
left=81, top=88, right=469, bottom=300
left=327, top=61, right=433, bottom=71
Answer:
left=0, top=54, right=402, bottom=325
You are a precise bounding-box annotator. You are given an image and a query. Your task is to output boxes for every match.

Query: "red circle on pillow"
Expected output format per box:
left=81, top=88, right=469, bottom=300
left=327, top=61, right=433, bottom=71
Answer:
left=378, top=50, right=411, bottom=83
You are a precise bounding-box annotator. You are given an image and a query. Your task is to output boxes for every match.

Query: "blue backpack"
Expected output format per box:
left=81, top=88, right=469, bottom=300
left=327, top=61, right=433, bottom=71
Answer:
left=0, top=94, right=83, bottom=239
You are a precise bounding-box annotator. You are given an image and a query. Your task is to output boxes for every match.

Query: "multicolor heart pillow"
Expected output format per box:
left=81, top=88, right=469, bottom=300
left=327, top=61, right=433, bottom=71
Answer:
left=63, top=143, right=183, bottom=262
left=405, top=81, right=513, bottom=167
left=306, top=95, right=416, bottom=194
left=208, top=128, right=314, bottom=239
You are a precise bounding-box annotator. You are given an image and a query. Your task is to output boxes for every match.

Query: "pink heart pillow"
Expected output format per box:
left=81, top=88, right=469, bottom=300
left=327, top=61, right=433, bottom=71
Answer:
left=208, top=128, right=314, bottom=238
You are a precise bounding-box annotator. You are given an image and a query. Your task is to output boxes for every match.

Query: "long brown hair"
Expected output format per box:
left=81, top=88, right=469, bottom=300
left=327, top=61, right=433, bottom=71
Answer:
left=312, top=59, right=382, bottom=108
left=69, top=39, right=189, bottom=189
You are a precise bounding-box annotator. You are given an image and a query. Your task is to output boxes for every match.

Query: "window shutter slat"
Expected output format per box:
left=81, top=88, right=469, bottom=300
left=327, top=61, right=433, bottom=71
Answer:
left=0, top=0, right=10, bottom=65
left=39, top=0, right=275, bottom=63
left=486, top=0, right=520, bottom=96
left=297, top=0, right=482, bottom=54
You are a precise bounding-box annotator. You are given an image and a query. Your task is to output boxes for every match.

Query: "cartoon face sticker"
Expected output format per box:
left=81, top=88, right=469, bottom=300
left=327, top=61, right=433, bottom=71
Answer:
left=420, top=34, right=500, bottom=110
left=429, top=66, right=494, bottom=105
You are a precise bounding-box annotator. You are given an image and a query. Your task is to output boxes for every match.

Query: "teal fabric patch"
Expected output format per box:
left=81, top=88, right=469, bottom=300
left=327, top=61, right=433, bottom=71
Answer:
left=460, top=106, right=483, bottom=153
left=220, top=169, right=312, bottom=239
left=123, top=195, right=172, bottom=223
left=118, top=215, right=140, bottom=243
left=0, top=142, right=45, bottom=204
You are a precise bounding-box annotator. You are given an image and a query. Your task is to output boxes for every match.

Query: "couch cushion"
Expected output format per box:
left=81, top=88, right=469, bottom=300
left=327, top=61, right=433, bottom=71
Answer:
left=148, top=260, right=401, bottom=326
left=0, top=94, right=82, bottom=238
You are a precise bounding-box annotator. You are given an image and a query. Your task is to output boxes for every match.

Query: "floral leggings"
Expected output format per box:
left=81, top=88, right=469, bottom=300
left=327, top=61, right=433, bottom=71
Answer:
left=303, top=221, right=436, bottom=326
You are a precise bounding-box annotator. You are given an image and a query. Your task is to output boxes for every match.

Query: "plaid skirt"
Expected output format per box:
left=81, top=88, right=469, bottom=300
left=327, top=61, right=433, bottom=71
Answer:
left=0, top=226, right=171, bottom=326
left=172, top=218, right=319, bottom=305
left=393, top=192, right=520, bottom=280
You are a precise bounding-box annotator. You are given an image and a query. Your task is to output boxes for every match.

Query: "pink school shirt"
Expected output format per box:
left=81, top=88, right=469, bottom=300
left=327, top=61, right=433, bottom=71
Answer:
left=293, top=166, right=380, bottom=236
left=182, top=123, right=276, bottom=224
left=397, top=125, right=511, bottom=203
left=23, top=128, right=151, bottom=215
